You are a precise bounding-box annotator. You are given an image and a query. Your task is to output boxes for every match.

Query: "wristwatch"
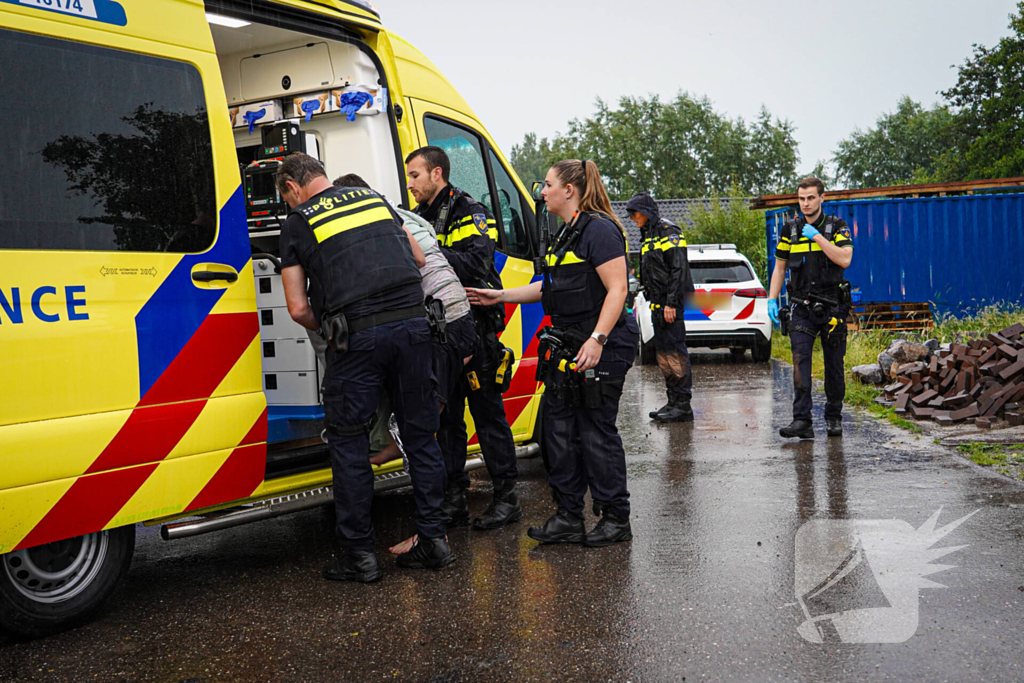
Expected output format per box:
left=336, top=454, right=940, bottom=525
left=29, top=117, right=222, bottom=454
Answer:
left=590, top=331, right=608, bottom=346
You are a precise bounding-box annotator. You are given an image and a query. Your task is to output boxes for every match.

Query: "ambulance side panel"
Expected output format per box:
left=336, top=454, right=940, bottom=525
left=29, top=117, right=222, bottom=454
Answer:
left=0, top=0, right=267, bottom=553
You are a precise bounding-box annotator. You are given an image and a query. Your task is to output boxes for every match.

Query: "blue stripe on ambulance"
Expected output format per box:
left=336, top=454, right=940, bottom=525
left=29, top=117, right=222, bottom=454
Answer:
left=134, top=188, right=251, bottom=399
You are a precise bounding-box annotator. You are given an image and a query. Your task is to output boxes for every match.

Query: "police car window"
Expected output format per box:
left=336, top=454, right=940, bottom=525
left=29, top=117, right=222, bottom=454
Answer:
left=691, top=261, right=754, bottom=284
left=487, top=150, right=529, bottom=256
left=0, top=29, right=216, bottom=253
left=423, top=118, right=495, bottom=217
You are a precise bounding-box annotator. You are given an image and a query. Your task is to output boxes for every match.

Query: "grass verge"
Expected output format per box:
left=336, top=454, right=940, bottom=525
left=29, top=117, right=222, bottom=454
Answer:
left=957, top=443, right=1024, bottom=481
left=770, top=303, right=1024, bottom=435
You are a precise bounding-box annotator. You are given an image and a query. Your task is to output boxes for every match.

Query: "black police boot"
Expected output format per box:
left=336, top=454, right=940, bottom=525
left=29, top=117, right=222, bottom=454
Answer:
left=395, top=536, right=456, bottom=570
left=322, top=548, right=383, bottom=583
left=583, top=513, right=633, bottom=548
left=527, top=508, right=585, bottom=544
left=472, top=478, right=523, bottom=530
left=653, top=395, right=694, bottom=423
left=442, top=485, right=470, bottom=528
left=649, top=401, right=672, bottom=420
left=780, top=418, right=814, bottom=439
left=826, top=418, right=843, bottom=438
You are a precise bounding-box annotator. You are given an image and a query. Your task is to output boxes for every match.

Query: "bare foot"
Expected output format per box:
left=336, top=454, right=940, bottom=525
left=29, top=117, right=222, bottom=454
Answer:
left=389, top=534, right=417, bottom=555
left=370, top=442, right=402, bottom=466
left=389, top=534, right=449, bottom=555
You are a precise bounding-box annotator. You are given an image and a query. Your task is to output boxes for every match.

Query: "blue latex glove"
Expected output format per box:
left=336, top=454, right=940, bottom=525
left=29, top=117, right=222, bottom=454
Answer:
left=243, top=108, right=266, bottom=134
left=301, top=99, right=322, bottom=122
left=768, top=299, right=780, bottom=324
left=801, top=224, right=819, bottom=241
left=337, top=91, right=373, bottom=121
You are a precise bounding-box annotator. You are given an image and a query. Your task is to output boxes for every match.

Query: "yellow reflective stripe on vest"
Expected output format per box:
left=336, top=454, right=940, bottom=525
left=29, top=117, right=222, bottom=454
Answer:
left=641, top=236, right=686, bottom=255
left=440, top=220, right=497, bottom=247
left=788, top=240, right=824, bottom=254
left=545, top=251, right=586, bottom=266
left=307, top=198, right=382, bottom=227
left=312, top=205, right=394, bottom=243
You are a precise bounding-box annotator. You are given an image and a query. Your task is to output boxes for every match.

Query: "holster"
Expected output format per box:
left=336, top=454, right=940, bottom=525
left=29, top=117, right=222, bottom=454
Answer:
left=474, top=304, right=507, bottom=335
left=424, top=295, right=447, bottom=345
left=650, top=303, right=665, bottom=328
left=823, top=317, right=848, bottom=348
left=322, top=312, right=350, bottom=353
left=493, top=345, right=515, bottom=394
left=780, top=305, right=791, bottom=337
left=467, top=329, right=516, bottom=395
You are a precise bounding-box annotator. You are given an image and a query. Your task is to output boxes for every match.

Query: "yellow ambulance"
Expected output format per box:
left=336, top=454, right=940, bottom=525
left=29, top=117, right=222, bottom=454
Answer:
left=0, top=0, right=547, bottom=637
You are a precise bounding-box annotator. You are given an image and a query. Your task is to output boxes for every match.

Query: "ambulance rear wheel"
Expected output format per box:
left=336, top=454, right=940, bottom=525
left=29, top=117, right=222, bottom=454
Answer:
left=0, top=526, right=135, bottom=639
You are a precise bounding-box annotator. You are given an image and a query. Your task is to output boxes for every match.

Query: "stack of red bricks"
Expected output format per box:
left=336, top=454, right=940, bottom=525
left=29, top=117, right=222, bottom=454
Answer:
left=884, top=323, right=1024, bottom=428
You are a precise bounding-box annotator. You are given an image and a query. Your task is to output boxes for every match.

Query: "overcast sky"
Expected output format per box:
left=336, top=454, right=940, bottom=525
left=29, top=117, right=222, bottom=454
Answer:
left=382, top=0, right=1019, bottom=175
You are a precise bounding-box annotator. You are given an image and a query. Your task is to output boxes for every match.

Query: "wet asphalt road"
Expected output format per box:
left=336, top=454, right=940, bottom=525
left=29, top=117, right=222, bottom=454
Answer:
left=3, top=356, right=1024, bottom=682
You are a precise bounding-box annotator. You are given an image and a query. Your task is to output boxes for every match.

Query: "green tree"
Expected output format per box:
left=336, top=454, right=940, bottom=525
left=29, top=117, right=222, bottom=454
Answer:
left=938, top=1, right=1024, bottom=180
left=509, top=132, right=555, bottom=188
left=746, top=107, right=801, bottom=196
left=512, top=92, right=799, bottom=200
left=832, top=96, right=954, bottom=188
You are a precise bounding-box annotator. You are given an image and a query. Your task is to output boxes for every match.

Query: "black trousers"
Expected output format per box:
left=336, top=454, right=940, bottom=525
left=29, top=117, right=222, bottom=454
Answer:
left=654, top=317, right=692, bottom=400
left=790, top=306, right=847, bottom=421
left=323, top=318, right=447, bottom=550
left=438, top=328, right=518, bottom=491
left=543, top=377, right=630, bottom=520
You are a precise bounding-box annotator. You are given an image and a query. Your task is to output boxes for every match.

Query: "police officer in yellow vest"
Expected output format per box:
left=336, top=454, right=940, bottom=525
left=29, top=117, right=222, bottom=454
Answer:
left=406, top=146, right=522, bottom=532
left=626, top=193, right=695, bottom=423
left=768, top=177, right=854, bottom=439
left=277, top=153, right=453, bottom=582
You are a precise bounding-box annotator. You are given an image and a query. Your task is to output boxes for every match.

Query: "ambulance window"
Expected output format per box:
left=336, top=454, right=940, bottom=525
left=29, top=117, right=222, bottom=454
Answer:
left=487, top=150, right=531, bottom=257
left=0, top=29, right=216, bottom=253
left=423, top=117, right=494, bottom=217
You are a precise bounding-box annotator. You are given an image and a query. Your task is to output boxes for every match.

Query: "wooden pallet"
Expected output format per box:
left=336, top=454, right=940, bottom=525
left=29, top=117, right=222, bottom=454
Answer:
left=850, top=301, right=934, bottom=332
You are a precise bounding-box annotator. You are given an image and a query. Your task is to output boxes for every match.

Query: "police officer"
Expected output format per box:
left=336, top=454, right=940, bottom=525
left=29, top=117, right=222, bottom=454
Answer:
left=406, top=146, right=522, bottom=531
left=625, top=193, right=695, bottom=423
left=468, top=159, right=640, bottom=547
left=767, top=177, right=854, bottom=439
left=277, top=153, right=453, bottom=581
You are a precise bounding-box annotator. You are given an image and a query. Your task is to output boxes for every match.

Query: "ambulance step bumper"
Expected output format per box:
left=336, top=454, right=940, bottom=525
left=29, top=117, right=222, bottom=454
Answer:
left=161, top=443, right=539, bottom=541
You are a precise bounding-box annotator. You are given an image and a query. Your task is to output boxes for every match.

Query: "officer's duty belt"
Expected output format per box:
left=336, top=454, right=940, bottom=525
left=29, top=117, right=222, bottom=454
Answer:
left=348, top=305, right=425, bottom=335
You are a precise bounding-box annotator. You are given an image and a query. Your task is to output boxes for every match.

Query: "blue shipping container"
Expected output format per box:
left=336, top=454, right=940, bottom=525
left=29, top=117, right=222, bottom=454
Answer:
left=765, top=191, right=1024, bottom=318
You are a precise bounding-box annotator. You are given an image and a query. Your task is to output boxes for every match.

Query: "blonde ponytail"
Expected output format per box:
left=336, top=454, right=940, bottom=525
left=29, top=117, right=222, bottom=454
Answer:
left=551, top=159, right=627, bottom=238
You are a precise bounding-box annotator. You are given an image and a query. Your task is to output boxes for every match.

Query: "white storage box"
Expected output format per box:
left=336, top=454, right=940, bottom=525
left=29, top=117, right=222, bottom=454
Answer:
left=264, top=371, right=320, bottom=406
left=332, top=85, right=386, bottom=118
left=255, top=272, right=287, bottom=309
left=229, top=99, right=283, bottom=132
left=258, top=307, right=311, bottom=341
left=261, top=337, right=317, bottom=373
left=291, top=91, right=335, bottom=121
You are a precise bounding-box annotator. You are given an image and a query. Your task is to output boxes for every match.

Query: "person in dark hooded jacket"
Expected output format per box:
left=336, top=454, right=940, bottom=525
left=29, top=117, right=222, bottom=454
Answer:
left=625, top=193, right=695, bottom=422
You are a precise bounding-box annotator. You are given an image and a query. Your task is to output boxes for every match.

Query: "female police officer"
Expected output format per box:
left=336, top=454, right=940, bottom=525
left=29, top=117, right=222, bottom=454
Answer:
left=467, top=159, right=639, bottom=547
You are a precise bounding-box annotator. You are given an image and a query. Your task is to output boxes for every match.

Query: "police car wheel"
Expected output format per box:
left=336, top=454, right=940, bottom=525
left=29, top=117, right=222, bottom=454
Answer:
left=752, top=336, right=772, bottom=363
left=639, top=339, right=657, bottom=366
left=0, top=526, right=135, bottom=639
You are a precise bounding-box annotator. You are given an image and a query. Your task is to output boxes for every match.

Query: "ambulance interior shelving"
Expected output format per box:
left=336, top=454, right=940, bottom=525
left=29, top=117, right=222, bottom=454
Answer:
left=209, top=12, right=398, bottom=475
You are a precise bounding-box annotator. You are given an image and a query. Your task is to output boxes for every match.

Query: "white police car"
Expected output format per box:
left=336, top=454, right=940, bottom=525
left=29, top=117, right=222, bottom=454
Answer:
left=636, top=243, right=773, bottom=363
